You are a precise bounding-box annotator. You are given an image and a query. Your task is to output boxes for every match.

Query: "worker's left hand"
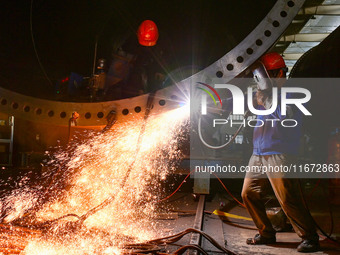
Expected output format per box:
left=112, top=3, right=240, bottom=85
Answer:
left=256, top=89, right=271, bottom=106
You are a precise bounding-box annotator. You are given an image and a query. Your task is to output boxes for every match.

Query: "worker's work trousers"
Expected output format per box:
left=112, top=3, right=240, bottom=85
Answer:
left=241, top=154, right=318, bottom=241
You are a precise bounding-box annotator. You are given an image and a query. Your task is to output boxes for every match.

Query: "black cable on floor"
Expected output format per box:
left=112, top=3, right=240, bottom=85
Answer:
left=143, top=228, right=238, bottom=255
left=298, top=179, right=339, bottom=245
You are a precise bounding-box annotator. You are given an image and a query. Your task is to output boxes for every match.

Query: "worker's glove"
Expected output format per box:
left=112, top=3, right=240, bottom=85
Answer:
left=252, top=93, right=259, bottom=108
left=256, top=89, right=272, bottom=109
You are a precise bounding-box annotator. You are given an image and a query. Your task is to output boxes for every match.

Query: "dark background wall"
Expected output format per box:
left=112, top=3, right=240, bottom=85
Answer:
left=0, top=0, right=275, bottom=99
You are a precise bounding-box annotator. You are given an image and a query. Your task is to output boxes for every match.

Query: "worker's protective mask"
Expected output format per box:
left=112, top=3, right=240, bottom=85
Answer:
left=252, top=61, right=273, bottom=90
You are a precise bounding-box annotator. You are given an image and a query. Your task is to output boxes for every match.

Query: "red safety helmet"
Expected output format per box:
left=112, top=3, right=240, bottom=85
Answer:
left=137, top=20, right=159, bottom=46
left=260, top=52, right=286, bottom=71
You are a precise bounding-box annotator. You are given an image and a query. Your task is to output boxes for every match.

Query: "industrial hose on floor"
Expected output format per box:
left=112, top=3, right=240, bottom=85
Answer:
left=132, top=228, right=238, bottom=255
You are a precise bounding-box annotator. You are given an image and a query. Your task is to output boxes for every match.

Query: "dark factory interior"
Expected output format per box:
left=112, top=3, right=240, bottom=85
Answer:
left=0, top=0, right=339, bottom=254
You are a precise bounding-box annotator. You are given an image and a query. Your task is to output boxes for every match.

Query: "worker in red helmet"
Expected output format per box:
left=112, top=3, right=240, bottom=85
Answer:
left=260, top=52, right=288, bottom=88
left=105, top=19, right=164, bottom=98
left=242, top=52, right=319, bottom=253
left=126, top=19, right=164, bottom=95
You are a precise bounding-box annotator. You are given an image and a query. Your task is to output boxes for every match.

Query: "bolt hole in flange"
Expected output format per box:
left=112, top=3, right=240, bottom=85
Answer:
left=35, top=108, right=42, bottom=115
left=227, top=64, right=234, bottom=71
left=23, top=105, right=30, bottom=112
left=256, top=39, right=263, bottom=46
left=60, top=112, right=67, bottom=118
left=273, top=20, right=280, bottom=27
left=264, top=30, right=271, bottom=37
left=216, top=71, right=223, bottom=78
left=236, top=56, right=244, bottom=63
left=48, top=110, right=54, bottom=117
left=122, top=109, right=129, bottom=115
left=85, top=112, right=91, bottom=119
left=97, top=112, right=104, bottom=118
left=134, top=106, right=141, bottom=113
left=12, top=102, right=19, bottom=109
left=159, top=100, right=166, bottom=106
left=287, top=1, right=295, bottom=7
left=1, top=99, right=7, bottom=105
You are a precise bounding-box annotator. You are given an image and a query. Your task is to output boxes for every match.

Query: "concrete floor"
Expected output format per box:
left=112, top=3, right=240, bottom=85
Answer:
left=155, top=191, right=340, bottom=255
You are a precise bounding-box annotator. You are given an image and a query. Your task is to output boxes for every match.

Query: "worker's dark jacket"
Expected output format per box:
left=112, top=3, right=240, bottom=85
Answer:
left=252, top=93, right=303, bottom=155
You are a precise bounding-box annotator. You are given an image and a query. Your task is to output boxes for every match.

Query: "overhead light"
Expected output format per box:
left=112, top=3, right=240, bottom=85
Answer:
left=275, top=43, right=286, bottom=47
left=292, top=19, right=305, bottom=24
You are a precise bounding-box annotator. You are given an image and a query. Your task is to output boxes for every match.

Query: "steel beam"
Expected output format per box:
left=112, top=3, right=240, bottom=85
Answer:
left=0, top=86, right=185, bottom=127
left=283, top=53, right=304, bottom=60
left=299, top=5, right=340, bottom=15
left=279, top=33, right=329, bottom=42
left=188, top=194, right=205, bottom=255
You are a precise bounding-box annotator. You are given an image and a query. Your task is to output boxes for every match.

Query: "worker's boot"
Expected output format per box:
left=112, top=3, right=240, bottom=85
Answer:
left=246, top=233, right=276, bottom=245
left=297, top=239, right=320, bottom=253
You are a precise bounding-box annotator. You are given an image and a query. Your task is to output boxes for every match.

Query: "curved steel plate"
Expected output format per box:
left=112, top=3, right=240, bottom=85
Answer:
left=0, top=0, right=304, bottom=126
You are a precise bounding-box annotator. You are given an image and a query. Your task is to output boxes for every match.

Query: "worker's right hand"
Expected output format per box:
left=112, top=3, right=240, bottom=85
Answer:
left=256, top=89, right=271, bottom=106
left=252, top=93, right=259, bottom=108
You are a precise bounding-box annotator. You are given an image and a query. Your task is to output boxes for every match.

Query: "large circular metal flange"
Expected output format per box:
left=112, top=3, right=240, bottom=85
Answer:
left=0, top=0, right=305, bottom=127
left=177, top=0, right=305, bottom=86
left=0, top=85, right=186, bottom=126
left=202, top=0, right=305, bottom=81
